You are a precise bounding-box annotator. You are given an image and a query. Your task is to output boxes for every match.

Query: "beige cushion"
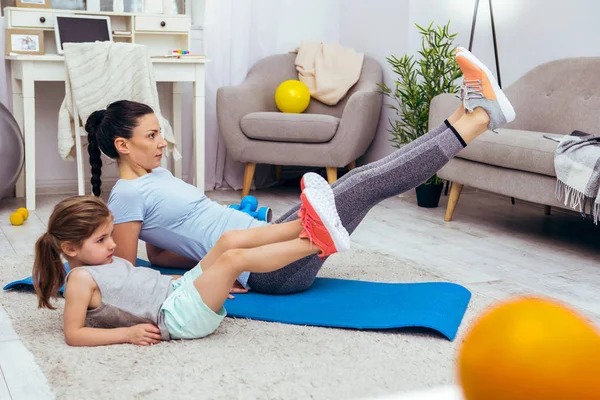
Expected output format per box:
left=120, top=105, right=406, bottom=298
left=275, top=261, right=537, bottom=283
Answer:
left=240, top=112, right=340, bottom=143
left=456, top=128, right=561, bottom=177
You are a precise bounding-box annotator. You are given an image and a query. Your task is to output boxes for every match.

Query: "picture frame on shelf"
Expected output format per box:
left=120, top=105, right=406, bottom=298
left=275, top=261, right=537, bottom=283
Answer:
left=15, top=0, right=52, bottom=8
left=5, top=29, right=45, bottom=56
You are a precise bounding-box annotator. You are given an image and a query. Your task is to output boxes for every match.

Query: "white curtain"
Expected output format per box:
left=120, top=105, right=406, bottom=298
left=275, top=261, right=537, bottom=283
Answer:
left=0, top=17, right=11, bottom=109
left=203, top=0, right=343, bottom=190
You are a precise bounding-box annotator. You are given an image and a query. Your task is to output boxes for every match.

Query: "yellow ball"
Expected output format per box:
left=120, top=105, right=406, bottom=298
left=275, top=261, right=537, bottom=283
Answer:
left=16, top=207, right=29, bottom=220
left=9, top=212, right=24, bottom=226
left=275, top=80, right=311, bottom=113
left=458, top=297, right=600, bottom=400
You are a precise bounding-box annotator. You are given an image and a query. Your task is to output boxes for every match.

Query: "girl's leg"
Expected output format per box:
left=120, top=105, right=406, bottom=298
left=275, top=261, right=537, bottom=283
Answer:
left=247, top=109, right=491, bottom=294
left=194, top=238, right=319, bottom=312
left=200, top=220, right=303, bottom=271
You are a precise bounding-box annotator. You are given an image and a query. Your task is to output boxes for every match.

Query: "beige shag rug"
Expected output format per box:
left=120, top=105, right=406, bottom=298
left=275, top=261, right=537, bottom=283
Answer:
left=0, top=249, right=495, bottom=400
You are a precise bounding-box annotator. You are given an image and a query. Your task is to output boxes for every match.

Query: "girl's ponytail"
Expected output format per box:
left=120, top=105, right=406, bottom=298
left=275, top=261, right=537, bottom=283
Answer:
left=33, top=195, right=111, bottom=310
left=86, top=110, right=105, bottom=197
left=33, top=232, right=66, bottom=310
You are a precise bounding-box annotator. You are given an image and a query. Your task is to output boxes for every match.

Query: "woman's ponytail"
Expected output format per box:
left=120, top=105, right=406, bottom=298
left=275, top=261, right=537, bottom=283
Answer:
left=33, top=232, right=66, bottom=310
left=86, top=110, right=105, bottom=197
left=84, top=100, right=155, bottom=196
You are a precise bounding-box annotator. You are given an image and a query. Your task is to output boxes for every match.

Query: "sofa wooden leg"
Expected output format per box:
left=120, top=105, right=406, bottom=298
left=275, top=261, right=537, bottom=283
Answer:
left=274, top=165, right=281, bottom=182
left=444, top=183, right=463, bottom=222
left=347, top=160, right=356, bottom=171
left=544, top=205, right=551, bottom=215
left=326, top=167, right=337, bottom=184
left=242, top=162, right=256, bottom=198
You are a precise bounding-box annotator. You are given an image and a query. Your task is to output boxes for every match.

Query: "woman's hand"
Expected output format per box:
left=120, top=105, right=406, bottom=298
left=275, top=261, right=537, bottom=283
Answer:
left=127, top=324, right=162, bottom=346
left=228, top=280, right=249, bottom=299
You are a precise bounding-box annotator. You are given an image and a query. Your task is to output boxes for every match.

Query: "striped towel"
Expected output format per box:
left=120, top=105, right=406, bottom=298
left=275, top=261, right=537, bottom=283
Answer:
left=58, top=41, right=180, bottom=161
left=554, top=130, right=600, bottom=223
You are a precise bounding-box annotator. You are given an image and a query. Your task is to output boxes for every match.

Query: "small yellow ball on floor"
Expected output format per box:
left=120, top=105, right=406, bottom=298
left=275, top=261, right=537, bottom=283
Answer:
left=16, top=207, right=29, bottom=220
left=9, top=212, right=24, bottom=226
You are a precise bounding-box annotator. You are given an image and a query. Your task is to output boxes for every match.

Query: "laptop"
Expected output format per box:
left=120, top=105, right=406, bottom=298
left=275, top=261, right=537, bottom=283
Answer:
left=54, top=14, right=113, bottom=55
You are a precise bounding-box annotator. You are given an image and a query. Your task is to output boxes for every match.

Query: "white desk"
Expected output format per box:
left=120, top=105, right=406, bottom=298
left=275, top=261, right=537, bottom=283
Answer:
left=7, top=54, right=206, bottom=210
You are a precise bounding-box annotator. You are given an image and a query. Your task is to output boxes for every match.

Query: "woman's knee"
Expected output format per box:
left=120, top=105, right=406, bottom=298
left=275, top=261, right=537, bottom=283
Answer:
left=248, top=272, right=314, bottom=294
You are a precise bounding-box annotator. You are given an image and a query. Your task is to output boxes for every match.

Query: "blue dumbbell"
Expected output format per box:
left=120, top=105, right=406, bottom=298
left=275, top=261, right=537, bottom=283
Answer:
left=229, top=195, right=273, bottom=222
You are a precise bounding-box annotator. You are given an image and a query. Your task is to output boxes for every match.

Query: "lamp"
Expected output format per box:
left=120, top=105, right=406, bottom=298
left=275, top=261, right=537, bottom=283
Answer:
left=445, top=0, right=504, bottom=199
left=468, top=0, right=502, bottom=88
left=468, top=0, right=516, bottom=205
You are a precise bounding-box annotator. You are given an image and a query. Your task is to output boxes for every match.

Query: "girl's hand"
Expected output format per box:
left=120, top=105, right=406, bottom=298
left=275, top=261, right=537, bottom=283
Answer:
left=127, top=324, right=162, bottom=346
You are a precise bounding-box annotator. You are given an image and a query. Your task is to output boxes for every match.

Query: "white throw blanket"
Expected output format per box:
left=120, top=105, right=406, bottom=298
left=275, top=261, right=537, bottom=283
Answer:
left=293, top=41, right=364, bottom=106
left=553, top=130, right=600, bottom=224
left=58, top=42, right=179, bottom=161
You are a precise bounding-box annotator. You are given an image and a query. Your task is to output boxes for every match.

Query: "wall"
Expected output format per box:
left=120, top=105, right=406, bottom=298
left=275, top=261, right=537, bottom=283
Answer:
left=5, top=0, right=599, bottom=192
left=347, top=0, right=600, bottom=163
left=339, top=0, right=411, bottom=164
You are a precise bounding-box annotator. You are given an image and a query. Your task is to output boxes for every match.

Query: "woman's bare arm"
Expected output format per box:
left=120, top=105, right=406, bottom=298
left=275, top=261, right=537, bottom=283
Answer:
left=146, top=243, right=198, bottom=268
left=112, top=221, right=142, bottom=265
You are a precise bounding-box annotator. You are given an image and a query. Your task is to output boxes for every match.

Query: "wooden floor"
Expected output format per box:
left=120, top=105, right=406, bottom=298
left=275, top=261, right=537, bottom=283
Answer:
left=0, top=187, right=599, bottom=399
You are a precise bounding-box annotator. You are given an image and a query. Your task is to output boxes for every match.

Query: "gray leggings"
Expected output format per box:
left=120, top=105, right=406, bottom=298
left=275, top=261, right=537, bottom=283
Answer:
left=247, top=120, right=467, bottom=294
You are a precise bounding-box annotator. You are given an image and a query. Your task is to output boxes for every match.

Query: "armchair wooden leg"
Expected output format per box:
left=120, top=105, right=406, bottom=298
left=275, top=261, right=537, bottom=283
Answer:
left=242, top=162, right=256, bottom=198
left=326, top=167, right=338, bottom=184
left=347, top=160, right=356, bottom=171
left=444, top=182, right=463, bottom=222
left=274, top=165, right=281, bottom=182
left=544, top=205, right=551, bottom=215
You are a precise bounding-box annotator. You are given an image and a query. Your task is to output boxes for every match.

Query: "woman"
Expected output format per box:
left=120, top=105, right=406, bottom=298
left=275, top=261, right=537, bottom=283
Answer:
left=86, top=48, right=515, bottom=294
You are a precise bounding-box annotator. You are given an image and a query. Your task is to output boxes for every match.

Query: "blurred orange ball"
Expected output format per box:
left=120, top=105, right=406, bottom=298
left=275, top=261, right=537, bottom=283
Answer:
left=458, top=297, right=600, bottom=400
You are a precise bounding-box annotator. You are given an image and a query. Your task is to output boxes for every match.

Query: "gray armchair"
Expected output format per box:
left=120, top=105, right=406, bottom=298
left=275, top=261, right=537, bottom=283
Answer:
left=217, top=53, right=383, bottom=197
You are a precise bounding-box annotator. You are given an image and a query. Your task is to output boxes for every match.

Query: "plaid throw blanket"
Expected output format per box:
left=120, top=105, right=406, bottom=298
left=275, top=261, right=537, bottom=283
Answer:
left=554, top=130, right=600, bottom=224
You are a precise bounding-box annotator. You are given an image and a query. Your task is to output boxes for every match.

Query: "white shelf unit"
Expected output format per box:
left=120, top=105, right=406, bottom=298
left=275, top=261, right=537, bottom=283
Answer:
left=3, top=6, right=191, bottom=57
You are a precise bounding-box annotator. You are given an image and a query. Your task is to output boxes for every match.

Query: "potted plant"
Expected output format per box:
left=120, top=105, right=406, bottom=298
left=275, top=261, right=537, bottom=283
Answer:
left=380, top=21, right=462, bottom=208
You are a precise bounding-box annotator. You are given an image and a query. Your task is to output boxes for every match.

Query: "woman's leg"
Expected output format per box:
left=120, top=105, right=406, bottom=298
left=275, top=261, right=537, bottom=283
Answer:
left=248, top=49, right=515, bottom=294
left=247, top=109, right=492, bottom=294
left=275, top=106, right=466, bottom=223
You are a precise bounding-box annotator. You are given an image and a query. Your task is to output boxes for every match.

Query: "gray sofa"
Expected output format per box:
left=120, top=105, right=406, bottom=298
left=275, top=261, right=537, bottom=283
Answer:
left=217, top=53, right=383, bottom=197
left=429, top=57, right=600, bottom=221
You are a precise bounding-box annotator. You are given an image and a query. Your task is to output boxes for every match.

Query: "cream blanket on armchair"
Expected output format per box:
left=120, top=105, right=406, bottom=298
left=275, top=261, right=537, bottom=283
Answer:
left=58, top=42, right=179, bottom=161
left=294, top=41, right=364, bottom=106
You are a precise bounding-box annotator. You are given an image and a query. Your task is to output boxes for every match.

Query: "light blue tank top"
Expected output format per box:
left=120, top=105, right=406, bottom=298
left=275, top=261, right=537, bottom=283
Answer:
left=107, top=168, right=266, bottom=286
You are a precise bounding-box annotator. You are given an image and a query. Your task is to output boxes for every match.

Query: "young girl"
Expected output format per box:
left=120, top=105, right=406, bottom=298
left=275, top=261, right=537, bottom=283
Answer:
left=33, top=180, right=349, bottom=346
left=87, top=48, right=515, bottom=296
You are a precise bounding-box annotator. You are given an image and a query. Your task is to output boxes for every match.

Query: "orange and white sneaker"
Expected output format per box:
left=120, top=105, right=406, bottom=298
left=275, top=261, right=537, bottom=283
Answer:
left=298, top=187, right=350, bottom=259
left=455, top=46, right=468, bottom=55
left=298, top=172, right=334, bottom=219
left=456, top=50, right=516, bottom=131
left=300, top=172, right=331, bottom=193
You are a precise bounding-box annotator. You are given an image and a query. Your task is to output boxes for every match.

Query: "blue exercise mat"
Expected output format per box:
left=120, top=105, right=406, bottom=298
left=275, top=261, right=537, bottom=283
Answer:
left=4, top=258, right=471, bottom=341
